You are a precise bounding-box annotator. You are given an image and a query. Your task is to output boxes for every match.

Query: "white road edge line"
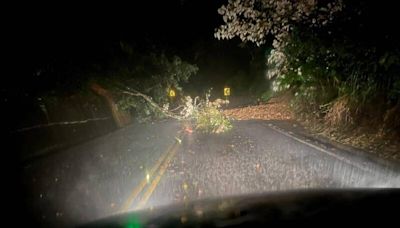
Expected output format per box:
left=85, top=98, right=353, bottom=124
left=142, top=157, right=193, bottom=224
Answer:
left=265, top=123, right=368, bottom=172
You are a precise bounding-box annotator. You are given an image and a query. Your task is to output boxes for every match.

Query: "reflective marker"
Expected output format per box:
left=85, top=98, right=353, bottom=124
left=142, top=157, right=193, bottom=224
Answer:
left=169, top=89, right=176, bottom=97
left=224, top=87, right=230, bottom=96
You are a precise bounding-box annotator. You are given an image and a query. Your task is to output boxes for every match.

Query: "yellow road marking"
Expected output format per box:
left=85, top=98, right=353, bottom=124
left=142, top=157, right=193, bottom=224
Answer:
left=136, top=142, right=179, bottom=209
left=119, top=137, right=179, bottom=212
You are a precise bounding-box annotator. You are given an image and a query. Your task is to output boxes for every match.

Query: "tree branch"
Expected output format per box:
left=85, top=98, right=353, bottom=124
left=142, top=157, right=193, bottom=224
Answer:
left=169, top=105, right=184, bottom=112
left=120, top=89, right=183, bottom=120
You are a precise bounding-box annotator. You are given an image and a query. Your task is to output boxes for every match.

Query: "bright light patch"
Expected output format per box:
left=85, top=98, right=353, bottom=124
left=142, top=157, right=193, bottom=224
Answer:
left=224, top=87, right=230, bottom=96
left=169, top=89, right=176, bottom=97
left=146, top=173, right=150, bottom=184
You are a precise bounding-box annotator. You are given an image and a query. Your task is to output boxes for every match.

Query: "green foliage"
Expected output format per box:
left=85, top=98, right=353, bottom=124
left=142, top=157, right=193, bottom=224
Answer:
left=216, top=0, right=400, bottom=135
left=260, top=90, right=274, bottom=102
left=195, top=105, right=232, bottom=134
left=117, top=96, right=167, bottom=122
left=180, top=90, right=233, bottom=134
left=216, top=0, right=400, bottom=125
left=108, top=45, right=198, bottom=121
left=273, top=21, right=400, bottom=118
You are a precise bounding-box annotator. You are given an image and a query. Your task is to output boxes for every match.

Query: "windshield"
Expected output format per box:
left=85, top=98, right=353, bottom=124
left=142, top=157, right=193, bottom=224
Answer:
left=7, top=0, right=400, bottom=227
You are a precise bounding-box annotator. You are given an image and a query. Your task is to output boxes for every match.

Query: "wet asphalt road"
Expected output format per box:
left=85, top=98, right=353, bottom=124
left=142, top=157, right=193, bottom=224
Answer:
left=20, top=120, right=400, bottom=227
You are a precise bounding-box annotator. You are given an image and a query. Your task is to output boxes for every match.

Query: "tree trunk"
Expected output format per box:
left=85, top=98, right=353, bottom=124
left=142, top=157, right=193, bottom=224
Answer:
left=90, top=83, right=131, bottom=128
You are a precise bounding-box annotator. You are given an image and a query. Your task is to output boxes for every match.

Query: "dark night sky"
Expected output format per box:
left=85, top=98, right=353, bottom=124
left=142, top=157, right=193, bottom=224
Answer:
left=8, top=0, right=257, bottom=95
left=8, top=0, right=400, bottom=93
left=22, top=1, right=223, bottom=68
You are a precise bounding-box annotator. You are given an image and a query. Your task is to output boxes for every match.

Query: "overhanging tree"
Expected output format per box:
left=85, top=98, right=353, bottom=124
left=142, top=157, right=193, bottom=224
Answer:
left=215, top=0, right=400, bottom=132
left=92, top=44, right=199, bottom=124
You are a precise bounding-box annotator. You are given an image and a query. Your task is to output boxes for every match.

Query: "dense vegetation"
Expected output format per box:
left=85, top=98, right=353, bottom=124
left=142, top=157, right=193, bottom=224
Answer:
left=216, top=0, right=400, bottom=136
left=104, top=44, right=199, bottom=122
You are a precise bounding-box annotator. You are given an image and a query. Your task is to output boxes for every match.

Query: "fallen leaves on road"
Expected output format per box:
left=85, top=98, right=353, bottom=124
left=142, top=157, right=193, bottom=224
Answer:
left=223, top=102, right=293, bottom=120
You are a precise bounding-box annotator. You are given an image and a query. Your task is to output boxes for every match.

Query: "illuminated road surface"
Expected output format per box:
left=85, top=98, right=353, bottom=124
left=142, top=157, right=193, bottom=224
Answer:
left=20, top=120, right=400, bottom=227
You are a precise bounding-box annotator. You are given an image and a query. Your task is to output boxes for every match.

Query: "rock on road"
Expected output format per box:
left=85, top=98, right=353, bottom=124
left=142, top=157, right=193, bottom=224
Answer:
left=19, top=120, right=400, bottom=227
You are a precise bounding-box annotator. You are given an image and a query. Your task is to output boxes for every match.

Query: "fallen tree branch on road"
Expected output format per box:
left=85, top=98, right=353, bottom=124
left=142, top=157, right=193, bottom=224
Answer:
left=119, top=87, right=233, bottom=133
left=120, top=88, right=184, bottom=120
